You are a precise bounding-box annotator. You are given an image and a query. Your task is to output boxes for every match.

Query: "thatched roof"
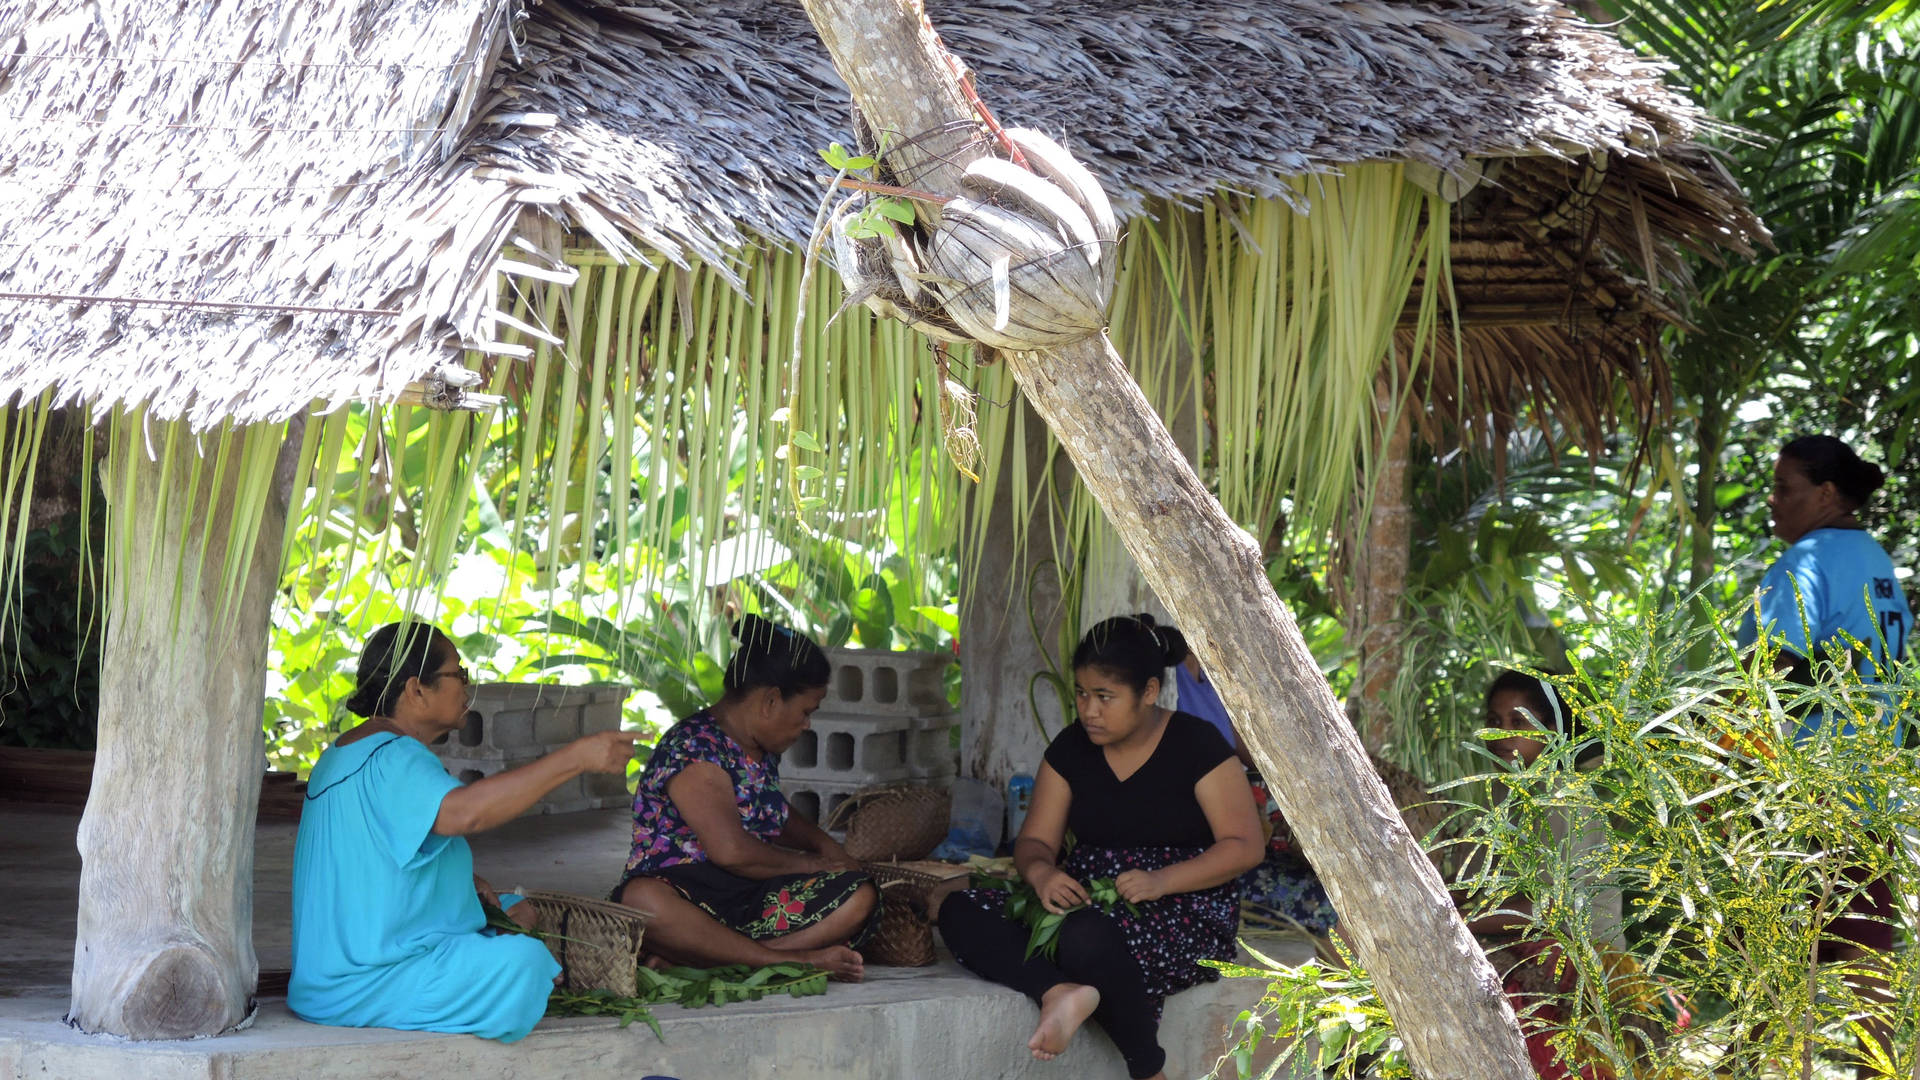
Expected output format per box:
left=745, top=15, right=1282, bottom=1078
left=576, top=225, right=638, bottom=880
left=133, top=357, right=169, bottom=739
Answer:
left=0, top=0, right=1765, bottom=429
left=0, top=0, right=519, bottom=427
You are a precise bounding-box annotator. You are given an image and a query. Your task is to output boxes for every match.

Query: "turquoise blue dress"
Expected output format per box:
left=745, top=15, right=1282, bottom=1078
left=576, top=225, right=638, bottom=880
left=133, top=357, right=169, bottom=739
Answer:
left=289, top=732, right=559, bottom=1041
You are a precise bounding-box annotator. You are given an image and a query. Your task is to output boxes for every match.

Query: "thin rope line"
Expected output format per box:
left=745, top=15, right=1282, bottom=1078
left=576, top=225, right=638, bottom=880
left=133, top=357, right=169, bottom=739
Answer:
left=3, top=177, right=415, bottom=193
left=0, top=290, right=400, bottom=316
left=0, top=232, right=378, bottom=245
left=9, top=51, right=479, bottom=70
left=1, top=119, right=465, bottom=133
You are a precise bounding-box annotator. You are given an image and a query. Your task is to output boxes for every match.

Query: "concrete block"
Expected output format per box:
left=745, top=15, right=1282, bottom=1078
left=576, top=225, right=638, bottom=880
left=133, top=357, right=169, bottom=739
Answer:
left=532, top=705, right=581, bottom=745
left=779, top=777, right=871, bottom=827
left=429, top=684, right=631, bottom=765
left=435, top=750, right=624, bottom=817
left=907, top=715, right=958, bottom=779
left=821, top=648, right=955, bottom=717
left=582, top=769, right=633, bottom=804
left=780, top=712, right=919, bottom=786
left=578, top=699, right=623, bottom=736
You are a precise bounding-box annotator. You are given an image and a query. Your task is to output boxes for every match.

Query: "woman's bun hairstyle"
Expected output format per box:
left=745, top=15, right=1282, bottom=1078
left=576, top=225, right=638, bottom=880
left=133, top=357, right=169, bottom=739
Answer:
left=346, top=622, right=450, bottom=719
left=1781, top=435, right=1885, bottom=508
left=1134, top=612, right=1189, bottom=667
left=1072, top=612, right=1186, bottom=693
left=724, top=615, right=832, bottom=700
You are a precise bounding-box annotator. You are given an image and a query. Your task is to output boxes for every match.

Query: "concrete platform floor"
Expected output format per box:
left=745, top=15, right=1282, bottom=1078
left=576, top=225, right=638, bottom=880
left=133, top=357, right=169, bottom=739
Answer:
left=1, top=801, right=1313, bottom=1079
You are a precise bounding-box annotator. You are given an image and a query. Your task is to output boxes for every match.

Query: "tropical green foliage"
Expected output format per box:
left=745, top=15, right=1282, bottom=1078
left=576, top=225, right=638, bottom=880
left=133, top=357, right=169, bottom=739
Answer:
left=0, top=495, right=100, bottom=748
left=1206, top=938, right=1410, bottom=1079
left=1224, top=607, right=1920, bottom=1079
left=1360, top=0, right=1920, bottom=782
left=1593, top=0, right=1920, bottom=591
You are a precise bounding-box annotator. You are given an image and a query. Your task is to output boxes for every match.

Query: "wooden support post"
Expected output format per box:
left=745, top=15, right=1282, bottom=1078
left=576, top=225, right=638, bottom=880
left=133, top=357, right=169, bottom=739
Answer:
left=1350, top=376, right=1413, bottom=752
left=960, top=398, right=1069, bottom=792
left=68, top=422, right=283, bottom=1039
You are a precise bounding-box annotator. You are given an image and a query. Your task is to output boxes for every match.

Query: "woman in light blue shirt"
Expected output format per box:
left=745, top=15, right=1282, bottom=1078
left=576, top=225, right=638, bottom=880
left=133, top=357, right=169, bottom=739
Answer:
left=289, top=623, right=638, bottom=1041
left=1738, top=435, right=1911, bottom=736
left=1735, top=435, right=1910, bottom=1071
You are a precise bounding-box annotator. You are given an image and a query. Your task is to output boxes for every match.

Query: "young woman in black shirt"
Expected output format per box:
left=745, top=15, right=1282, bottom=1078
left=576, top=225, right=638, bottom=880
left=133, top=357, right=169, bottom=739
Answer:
left=938, top=614, right=1264, bottom=1080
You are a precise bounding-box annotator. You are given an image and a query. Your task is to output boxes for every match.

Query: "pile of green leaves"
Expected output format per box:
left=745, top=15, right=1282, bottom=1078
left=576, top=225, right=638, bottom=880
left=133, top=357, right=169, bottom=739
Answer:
left=545, top=963, right=829, bottom=1041
left=970, top=873, right=1140, bottom=960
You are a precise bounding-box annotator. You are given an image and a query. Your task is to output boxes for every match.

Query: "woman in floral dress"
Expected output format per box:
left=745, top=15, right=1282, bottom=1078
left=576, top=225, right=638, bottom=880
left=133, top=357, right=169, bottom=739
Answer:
left=938, top=614, right=1264, bottom=1080
left=610, top=616, right=875, bottom=979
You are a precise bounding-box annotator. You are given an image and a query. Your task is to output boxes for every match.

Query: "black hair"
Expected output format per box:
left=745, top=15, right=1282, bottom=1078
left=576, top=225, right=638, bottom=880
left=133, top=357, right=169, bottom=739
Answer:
left=723, top=615, right=831, bottom=700
left=1071, top=612, right=1189, bottom=694
left=1780, top=435, right=1886, bottom=509
left=345, top=622, right=454, bottom=719
left=1484, top=670, right=1568, bottom=734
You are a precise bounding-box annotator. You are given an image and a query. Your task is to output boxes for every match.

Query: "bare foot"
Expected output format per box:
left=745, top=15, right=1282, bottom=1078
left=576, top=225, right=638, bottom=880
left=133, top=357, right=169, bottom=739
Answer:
left=803, top=946, right=866, bottom=982
left=1029, top=983, right=1100, bottom=1061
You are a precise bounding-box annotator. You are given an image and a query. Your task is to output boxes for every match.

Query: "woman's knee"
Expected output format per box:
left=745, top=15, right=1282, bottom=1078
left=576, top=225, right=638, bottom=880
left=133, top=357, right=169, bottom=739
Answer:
left=1055, top=909, right=1128, bottom=971
left=618, top=875, right=675, bottom=913
left=845, top=880, right=878, bottom=918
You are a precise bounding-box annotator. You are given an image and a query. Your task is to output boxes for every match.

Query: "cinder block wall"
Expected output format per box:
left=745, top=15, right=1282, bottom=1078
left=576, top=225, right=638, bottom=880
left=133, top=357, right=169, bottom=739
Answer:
left=428, top=684, right=632, bottom=815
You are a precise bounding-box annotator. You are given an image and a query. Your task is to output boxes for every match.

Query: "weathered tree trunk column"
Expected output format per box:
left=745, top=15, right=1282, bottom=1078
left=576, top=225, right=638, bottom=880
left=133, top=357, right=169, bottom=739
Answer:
left=799, top=2, right=1530, bottom=1075
left=1349, top=376, right=1413, bottom=752
left=961, top=398, right=1071, bottom=792
left=69, top=421, right=284, bottom=1038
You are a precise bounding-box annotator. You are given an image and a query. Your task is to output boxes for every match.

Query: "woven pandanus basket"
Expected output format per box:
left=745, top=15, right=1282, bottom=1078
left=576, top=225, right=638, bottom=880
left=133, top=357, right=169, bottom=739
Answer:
left=521, top=889, right=648, bottom=996
left=822, top=782, right=951, bottom=862
left=861, top=860, right=969, bottom=967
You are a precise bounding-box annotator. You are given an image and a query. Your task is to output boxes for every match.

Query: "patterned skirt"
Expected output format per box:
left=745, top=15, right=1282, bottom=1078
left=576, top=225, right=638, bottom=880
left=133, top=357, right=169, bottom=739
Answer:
left=614, top=862, right=878, bottom=945
left=952, top=843, right=1240, bottom=1006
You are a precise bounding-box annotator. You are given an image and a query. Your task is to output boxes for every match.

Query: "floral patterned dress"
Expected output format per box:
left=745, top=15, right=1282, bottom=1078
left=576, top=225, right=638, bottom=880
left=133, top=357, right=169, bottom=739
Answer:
left=612, top=710, right=870, bottom=942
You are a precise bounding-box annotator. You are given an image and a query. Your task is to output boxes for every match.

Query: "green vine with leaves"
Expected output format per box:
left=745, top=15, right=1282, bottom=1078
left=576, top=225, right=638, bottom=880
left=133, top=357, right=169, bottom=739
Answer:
left=545, top=962, right=830, bottom=1042
left=484, top=903, right=829, bottom=1042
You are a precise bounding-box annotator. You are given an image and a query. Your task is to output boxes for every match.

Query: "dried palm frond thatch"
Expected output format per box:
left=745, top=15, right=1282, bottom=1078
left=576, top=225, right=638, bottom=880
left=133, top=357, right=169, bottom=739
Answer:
left=0, top=0, right=1762, bottom=435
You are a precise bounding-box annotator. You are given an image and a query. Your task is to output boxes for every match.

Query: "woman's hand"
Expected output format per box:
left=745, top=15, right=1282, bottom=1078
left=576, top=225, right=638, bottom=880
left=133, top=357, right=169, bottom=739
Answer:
left=814, top=840, right=862, bottom=873
left=568, top=729, right=643, bottom=774
left=1115, top=868, right=1169, bottom=904
left=473, top=873, right=501, bottom=908
left=1031, top=864, right=1090, bottom=914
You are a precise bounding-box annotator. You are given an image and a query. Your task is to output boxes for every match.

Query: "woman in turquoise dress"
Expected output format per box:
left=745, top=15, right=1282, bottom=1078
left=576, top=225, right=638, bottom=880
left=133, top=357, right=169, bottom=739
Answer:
left=289, top=622, right=639, bottom=1042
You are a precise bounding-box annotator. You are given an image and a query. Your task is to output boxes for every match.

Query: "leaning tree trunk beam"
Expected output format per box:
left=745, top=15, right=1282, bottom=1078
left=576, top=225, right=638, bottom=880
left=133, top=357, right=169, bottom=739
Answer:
left=69, top=421, right=282, bottom=1039
left=1007, top=338, right=1524, bottom=1078
left=798, top=2, right=1531, bottom=1075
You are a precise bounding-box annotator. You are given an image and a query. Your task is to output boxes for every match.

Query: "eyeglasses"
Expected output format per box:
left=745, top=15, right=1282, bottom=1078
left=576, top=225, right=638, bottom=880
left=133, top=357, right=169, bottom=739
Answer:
left=425, top=665, right=471, bottom=687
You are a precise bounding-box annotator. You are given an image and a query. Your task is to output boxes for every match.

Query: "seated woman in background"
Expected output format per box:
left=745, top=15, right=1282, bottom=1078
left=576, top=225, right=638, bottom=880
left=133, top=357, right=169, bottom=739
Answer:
left=290, top=623, right=639, bottom=1042
left=938, top=614, right=1264, bottom=1080
left=611, top=615, right=876, bottom=980
left=1472, top=670, right=1653, bottom=1080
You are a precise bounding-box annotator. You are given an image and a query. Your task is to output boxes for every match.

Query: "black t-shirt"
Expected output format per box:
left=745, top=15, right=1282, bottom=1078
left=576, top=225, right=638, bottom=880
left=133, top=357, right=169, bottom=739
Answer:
left=1042, top=710, right=1235, bottom=849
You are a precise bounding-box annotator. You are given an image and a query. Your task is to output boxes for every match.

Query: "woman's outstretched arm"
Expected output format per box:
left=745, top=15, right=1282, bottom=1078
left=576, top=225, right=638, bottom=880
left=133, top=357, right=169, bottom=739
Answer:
left=435, top=730, right=640, bottom=836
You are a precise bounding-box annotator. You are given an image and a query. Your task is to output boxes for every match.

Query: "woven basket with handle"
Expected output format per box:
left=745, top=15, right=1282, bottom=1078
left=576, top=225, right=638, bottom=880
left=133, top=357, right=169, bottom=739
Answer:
left=860, top=859, right=970, bottom=967
left=521, top=889, right=648, bottom=996
left=821, top=782, right=950, bottom=862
